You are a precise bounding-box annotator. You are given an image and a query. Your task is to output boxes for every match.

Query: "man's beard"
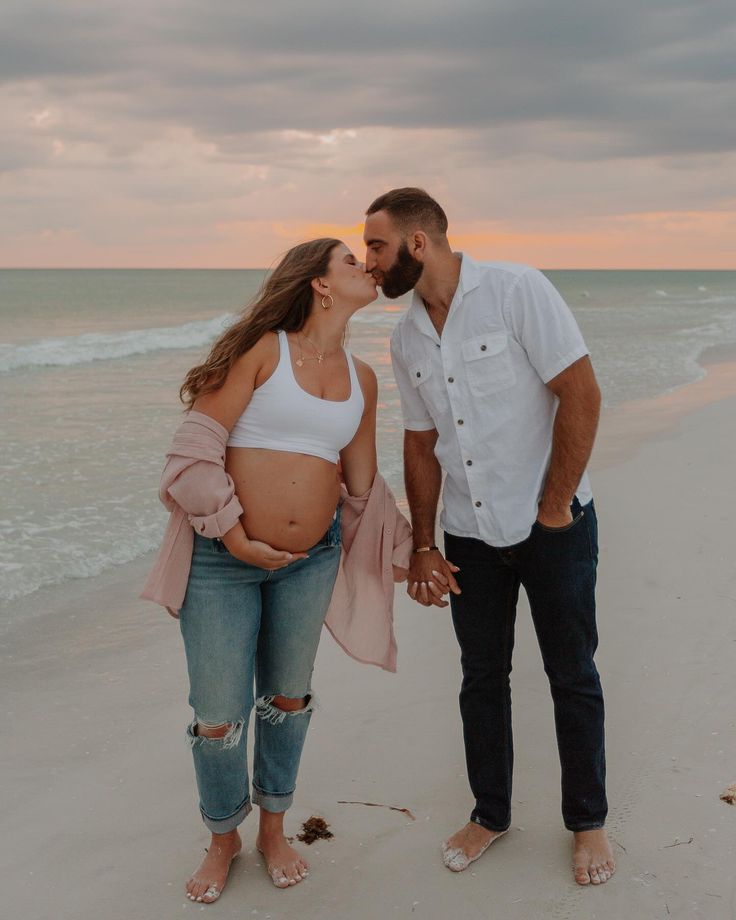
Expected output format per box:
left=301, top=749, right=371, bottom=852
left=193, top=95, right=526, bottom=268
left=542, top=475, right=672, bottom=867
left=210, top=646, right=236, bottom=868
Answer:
left=380, top=242, right=424, bottom=298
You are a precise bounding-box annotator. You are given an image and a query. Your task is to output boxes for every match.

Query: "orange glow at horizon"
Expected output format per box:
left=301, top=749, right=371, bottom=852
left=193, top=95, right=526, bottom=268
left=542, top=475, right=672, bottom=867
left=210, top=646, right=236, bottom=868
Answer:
left=290, top=212, right=736, bottom=271
left=2, top=211, right=734, bottom=270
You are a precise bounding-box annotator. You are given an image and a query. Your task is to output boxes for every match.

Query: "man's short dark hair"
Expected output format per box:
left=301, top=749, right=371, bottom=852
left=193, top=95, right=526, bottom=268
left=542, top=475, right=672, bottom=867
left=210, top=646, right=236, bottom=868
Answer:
left=366, top=187, right=448, bottom=238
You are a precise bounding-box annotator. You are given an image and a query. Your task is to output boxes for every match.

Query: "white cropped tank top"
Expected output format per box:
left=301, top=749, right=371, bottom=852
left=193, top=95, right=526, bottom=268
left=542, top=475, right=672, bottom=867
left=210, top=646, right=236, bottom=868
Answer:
left=227, top=330, right=365, bottom=463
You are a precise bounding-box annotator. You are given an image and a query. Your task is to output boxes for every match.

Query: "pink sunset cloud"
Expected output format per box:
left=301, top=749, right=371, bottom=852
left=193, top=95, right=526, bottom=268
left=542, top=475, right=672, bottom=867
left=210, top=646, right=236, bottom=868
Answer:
left=1, top=1, right=734, bottom=269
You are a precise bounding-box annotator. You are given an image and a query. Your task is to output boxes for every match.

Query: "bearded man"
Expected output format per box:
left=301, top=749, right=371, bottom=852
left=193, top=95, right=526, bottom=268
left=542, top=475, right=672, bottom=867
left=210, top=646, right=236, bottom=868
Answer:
left=363, top=188, right=614, bottom=886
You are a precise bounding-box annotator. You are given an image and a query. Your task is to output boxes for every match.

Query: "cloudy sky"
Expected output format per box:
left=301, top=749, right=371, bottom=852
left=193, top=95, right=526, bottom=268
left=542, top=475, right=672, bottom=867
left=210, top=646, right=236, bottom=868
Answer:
left=2, top=0, right=735, bottom=268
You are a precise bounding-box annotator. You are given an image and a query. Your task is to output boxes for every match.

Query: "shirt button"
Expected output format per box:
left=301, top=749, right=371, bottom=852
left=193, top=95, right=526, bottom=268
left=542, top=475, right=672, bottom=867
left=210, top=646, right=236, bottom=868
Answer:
left=474, top=500, right=482, bottom=507
left=416, top=371, right=421, bottom=378
left=480, top=344, right=487, bottom=351
left=457, top=418, right=464, bottom=425
left=448, top=376, right=454, bottom=383
left=466, top=460, right=473, bottom=466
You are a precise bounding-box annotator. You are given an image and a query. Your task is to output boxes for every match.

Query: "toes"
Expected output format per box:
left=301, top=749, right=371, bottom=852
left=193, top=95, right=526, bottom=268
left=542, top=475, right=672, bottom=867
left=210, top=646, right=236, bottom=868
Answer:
left=589, top=865, right=602, bottom=884
left=447, top=851, right=469, bottom=872
left=442, top=842, right=470, bottom=872
left=441, top=844, right=456, bottom=867
left=188, top=880, right=205, bottom=902
left=574, top=866, right=591, bottom=886
left=186, top=876, right=201, bottom=897
left=202, top=885, right=221, bottom=903
left=287, top=862, right=305, bottom=884
left=269, top=866, right=290, bottom=888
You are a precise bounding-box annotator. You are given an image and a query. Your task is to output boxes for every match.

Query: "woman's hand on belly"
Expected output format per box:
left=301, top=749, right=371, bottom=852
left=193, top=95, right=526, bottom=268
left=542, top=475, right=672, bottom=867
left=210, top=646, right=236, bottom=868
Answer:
left=221, top=528, right=309, bottom=570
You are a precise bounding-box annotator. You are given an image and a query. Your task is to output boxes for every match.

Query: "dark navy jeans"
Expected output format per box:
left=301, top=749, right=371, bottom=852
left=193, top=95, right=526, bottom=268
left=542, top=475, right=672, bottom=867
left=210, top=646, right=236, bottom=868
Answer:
left=444, top=498, right=607, bottom=833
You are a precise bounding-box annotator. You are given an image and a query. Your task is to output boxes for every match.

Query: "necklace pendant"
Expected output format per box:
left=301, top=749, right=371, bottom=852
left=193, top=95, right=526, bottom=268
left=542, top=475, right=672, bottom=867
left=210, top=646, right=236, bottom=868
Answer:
left=296, top=358, right=304, bottom=367
left=317, top=355, right=323, bottom=364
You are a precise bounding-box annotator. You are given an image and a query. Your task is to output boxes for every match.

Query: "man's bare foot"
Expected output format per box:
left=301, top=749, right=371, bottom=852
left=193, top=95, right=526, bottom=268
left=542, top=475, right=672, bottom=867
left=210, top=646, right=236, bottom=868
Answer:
left=256, top=830, right=309, bottom=889
left=572, top=828, right=615, bottom=885
left=186, top=829, right=242, bottom=903
left=441, top=821, right=507, bottom=872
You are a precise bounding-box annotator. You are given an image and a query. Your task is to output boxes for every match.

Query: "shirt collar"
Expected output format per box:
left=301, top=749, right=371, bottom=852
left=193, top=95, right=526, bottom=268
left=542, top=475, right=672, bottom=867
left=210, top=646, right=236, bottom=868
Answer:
left=458, top=251, right=481, bottom=294
left=407, top=252, right=480, bottom=336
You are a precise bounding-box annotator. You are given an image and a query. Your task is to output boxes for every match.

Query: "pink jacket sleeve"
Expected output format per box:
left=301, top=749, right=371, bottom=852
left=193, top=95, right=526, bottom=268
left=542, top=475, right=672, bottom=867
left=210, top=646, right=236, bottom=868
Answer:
left=160, top=411, right=243, bottom=538
left=324, top=472, right=412, bottom=672
left=141, top=410, right=244, bottom=612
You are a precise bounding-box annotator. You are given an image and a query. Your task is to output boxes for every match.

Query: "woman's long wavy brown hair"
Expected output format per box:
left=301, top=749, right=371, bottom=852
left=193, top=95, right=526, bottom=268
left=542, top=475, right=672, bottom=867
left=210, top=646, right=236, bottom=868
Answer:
left=180, top=238, right=341, bottom=408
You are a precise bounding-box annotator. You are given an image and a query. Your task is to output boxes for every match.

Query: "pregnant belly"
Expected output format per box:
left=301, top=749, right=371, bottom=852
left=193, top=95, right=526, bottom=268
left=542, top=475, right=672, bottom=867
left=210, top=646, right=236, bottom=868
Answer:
left=226, top=447, right=341, bottom=552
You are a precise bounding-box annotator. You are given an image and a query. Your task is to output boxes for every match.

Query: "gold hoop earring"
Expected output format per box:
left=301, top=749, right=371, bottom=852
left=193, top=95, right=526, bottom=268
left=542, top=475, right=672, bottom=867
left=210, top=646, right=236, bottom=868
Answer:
left=321, top=294, right=334, bottom=310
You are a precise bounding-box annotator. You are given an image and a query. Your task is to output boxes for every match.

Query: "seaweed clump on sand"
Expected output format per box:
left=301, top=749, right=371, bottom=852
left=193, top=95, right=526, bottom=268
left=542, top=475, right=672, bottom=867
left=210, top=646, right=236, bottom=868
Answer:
left=297, top=816, right=334, bottom=844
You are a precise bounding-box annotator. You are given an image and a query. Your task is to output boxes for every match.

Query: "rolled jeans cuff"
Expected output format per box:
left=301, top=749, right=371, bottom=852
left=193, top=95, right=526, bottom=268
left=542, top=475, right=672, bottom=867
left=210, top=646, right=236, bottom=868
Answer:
left=471, top=813, right=510, bottom=834
left=564, top=820, right=606, bottom=832
left=252, top=785, right=294, bottom=814
left=201, top=797, right=252, bottom=834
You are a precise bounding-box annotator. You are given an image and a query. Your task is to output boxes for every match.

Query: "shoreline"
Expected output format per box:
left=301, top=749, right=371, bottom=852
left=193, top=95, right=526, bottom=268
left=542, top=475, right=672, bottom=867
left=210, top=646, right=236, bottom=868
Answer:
left=6, top=342, right=736, bottom=630
left=592, top=343, right=736, bottom=470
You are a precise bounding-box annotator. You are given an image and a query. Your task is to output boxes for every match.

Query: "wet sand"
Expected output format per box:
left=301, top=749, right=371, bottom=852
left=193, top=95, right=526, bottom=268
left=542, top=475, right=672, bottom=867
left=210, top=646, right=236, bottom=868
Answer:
left=2, top=359, right=736, bottom=920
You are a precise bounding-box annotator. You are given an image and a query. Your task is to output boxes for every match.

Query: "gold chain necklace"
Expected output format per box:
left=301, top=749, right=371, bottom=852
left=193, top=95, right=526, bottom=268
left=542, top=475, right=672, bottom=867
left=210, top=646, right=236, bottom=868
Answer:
left=295, top=332, right=338, bottom=367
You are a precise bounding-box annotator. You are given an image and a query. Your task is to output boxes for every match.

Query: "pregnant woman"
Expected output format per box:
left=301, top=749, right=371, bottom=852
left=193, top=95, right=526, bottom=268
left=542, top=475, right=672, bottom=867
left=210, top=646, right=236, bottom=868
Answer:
left=142, top=238, right=401, bottom=903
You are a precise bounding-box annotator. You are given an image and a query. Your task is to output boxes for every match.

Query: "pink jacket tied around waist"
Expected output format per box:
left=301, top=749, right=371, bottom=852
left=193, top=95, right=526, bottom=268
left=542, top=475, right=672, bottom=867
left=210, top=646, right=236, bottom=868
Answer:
left=141, top=411, right=413, bottom=672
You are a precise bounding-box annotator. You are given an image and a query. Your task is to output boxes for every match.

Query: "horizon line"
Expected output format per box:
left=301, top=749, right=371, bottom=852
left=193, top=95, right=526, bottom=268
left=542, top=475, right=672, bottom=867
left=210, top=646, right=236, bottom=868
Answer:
left=1, top=265, right=734, bottom=272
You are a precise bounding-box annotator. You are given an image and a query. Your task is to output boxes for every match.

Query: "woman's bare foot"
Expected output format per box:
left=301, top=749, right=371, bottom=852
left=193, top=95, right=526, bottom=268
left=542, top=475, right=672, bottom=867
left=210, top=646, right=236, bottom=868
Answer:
left=186, top=829, right=242, bottom=903
left=441, top=821, right=507, bottom=872
left=572, top=828, right=616, bottom=885
left=256, top=831, right=309, bottom=888
left=256, top=809, right=308, bottom=888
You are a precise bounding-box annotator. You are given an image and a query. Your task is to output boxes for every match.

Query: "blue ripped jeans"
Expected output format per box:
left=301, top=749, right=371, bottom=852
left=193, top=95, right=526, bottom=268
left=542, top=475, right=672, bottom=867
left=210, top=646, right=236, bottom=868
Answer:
left=179, top=511, right=341, bottom=833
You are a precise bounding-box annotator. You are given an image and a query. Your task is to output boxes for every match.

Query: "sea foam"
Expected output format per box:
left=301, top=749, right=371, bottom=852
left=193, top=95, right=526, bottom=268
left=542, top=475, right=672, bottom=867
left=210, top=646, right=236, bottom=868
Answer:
left=0, top=313, right=235, bottom=373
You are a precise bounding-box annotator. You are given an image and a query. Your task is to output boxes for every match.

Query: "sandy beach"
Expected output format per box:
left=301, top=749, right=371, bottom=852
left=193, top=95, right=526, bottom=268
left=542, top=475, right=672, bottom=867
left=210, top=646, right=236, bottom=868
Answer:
left=2, top=365, right=736, bottom=920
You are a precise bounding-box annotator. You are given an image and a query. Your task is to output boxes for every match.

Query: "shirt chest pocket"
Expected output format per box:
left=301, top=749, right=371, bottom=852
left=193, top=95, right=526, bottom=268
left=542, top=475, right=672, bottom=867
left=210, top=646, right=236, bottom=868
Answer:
left=461, top=331, right=515, bottom=396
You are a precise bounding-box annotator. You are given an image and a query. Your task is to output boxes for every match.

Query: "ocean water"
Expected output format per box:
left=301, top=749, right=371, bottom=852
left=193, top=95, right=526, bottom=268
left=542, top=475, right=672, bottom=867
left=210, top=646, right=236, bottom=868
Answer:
left=1, top=268, right=735, bottom=627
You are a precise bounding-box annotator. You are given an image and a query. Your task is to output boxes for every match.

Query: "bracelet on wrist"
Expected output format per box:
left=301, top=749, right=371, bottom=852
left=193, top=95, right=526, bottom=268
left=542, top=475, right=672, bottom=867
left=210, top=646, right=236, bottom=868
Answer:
left=413, top=545, right=439, bottom=554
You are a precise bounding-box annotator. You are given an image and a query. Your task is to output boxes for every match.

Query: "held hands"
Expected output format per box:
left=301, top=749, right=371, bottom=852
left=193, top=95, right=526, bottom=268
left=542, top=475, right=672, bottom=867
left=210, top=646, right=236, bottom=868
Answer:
left=407, top=549, right=461, bottom=608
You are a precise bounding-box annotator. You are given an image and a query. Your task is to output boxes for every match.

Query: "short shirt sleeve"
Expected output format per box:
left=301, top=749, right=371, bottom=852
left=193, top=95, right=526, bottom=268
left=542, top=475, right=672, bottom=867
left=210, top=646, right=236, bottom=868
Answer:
left=503, top=268, right=589, bottom=383
left=390, top=327, right=435, bottom=432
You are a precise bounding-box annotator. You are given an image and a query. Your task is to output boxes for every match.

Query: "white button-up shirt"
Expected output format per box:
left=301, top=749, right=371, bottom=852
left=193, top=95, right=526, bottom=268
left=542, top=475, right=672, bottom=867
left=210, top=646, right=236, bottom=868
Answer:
left=390, top=253, right=592, bottom=547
